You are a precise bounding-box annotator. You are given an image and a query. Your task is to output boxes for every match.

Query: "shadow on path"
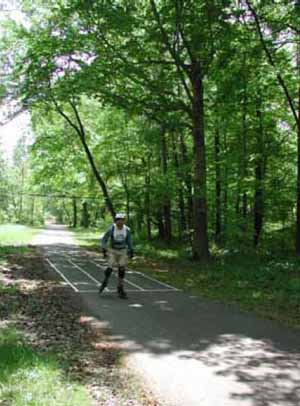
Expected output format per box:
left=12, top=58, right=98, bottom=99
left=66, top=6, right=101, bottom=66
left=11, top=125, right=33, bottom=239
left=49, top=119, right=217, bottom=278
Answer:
left=34, top=226, right=300, bottom=406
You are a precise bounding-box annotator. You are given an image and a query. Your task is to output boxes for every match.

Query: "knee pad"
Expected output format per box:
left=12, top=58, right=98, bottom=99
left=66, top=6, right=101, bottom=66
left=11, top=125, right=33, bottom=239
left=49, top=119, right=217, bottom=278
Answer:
left=105, top=267, right=113, bottom=278
left=118, top=267, right=126, bottom=279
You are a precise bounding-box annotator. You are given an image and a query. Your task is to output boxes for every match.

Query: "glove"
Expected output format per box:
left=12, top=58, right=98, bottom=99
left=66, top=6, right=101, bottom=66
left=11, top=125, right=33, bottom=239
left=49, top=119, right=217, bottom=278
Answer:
left=102, top=248, right=107, bottom=259
left=128, top=250, right=134, bottom=259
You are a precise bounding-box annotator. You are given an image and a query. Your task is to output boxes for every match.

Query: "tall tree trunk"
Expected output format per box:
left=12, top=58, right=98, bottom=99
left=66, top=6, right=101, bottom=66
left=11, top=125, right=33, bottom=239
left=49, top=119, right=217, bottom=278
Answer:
left=223, top=132, right=228, bottom=241
left=242, top=64, right=249, bottom=228
left=161, top=126, right=172, bottom=241
left=19, top=166, right=25, bottom=222
left=136, top=204, right=143, bottom=234
left=72, top=197, right=77, bottom=228
left=77, top=129, right=115, bottom=219
left=30, top=197, right=35, bottom=226
left=235, top=74, right=248, bottom=226
left=296, top=3, right=300, bottom=253
left=122, top=176, right=130, bottom=224
left=62, top=200, right=71, bottom=225
left=253, top=103, right=264, bottom=247
left=172, top=132, right=186, bottom=238
left=215, top=127, right=222, bottom=245
left=191, top=66, right=210, bottom=260
left=81, top=201, right=89, bottom=228
left=144, top=156, right=152, bottom=240
left=180, top=133, right=193, bottom=235
left=157, top=210, right=165, bottom=240
left=54, top=99, right=115, bottom=219
left=246, top=0, right=300, bottom=253
left=235, top=191, right=241, bottom=216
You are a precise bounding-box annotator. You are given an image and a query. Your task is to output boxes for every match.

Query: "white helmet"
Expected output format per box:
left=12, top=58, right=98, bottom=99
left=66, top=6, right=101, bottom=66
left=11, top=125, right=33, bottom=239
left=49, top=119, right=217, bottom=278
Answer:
left=115, top=212, right=126, bottom=220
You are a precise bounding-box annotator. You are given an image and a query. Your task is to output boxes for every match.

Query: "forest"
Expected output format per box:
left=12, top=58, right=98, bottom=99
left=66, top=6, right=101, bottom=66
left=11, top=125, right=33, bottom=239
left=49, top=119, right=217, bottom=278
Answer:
left=0, top=0, right=300, bottom=261
left=1, top=4, right=300, bottom=406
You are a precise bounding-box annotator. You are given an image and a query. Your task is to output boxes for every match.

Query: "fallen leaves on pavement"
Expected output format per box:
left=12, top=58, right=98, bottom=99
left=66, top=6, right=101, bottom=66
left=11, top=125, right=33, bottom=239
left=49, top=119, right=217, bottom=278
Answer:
left=0, top=250, right=161, bottom=406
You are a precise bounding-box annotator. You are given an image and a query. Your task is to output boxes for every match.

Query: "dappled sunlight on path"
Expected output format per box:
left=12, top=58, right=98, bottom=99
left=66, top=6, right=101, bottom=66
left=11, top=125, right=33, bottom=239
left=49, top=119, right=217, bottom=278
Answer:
left=32, top=225, right=300, bottom=406
left=32, top=224, right=76, bottom=246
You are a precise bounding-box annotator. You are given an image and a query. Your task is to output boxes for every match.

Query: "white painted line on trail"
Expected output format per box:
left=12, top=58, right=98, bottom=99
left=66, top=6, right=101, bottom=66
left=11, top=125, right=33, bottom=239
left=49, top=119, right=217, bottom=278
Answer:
left=78, top=289, right=181, bottom=293
left=89, top=260, right=145, bottom=291
left=84, top=257, right=178, bottom=290
left=134, top=271, right=180, bottom=291
left=89, top=259, right=107, bottom=269
left=67, top=259, right=101, bottom=286
left=124, top=279, right=145, bottom=291
left=45, top=258, right=79, bottom=292
left=49, top=250, right=178, bottom=293
left=85, top=257, right=179, bottom=291
left=83, top=259, right=105, bottom=270
left=88, top=259, right=179, bottom=291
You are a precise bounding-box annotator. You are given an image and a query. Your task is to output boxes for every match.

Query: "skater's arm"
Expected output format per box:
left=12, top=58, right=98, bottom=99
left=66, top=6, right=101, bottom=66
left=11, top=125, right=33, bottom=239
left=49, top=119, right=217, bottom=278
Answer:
left=101, top=226, right=113, bottom=250
left=126, top=228, right=133, bottom=255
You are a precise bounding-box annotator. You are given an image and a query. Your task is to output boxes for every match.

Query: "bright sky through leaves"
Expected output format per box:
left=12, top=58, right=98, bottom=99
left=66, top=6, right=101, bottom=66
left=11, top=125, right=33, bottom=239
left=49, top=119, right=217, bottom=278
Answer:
left=0, top=1, right=31, bottom=161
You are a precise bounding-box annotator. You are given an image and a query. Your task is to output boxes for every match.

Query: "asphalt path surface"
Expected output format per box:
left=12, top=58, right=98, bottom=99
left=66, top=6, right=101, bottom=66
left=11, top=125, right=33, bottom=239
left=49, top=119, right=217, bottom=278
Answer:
left=34, top=225, right=300, bottom=406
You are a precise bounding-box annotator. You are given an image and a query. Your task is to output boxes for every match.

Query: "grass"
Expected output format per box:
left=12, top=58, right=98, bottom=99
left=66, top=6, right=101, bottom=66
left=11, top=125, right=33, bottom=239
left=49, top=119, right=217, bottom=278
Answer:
left=131, top=247, right=300, bottom=328
left=0, top=224, right=39, bottom=246
left=78, top=225, right=300, bottom=327
left=0, top=284, right=18, bottom=294
left=0, top=225, right=158, bottom=406
left=0, top=327, right=92, bottom=406
left=71, top=227, right=300, bottom=328
left=0, top=224, right=40, bottom=261
left=0, top=221, right=91, bottom=406
left=70, top=227, right=101, bottom=249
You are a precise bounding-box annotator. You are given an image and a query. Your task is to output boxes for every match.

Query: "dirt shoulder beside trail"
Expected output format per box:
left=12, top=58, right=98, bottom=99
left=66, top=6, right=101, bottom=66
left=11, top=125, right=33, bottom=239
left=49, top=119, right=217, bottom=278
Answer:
left=0, top=248, right=161, bottom=406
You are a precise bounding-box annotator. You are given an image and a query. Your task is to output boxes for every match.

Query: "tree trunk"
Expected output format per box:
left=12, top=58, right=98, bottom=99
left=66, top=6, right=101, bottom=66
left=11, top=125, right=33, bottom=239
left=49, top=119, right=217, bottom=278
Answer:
left=190, top=66, right=210, bottom=260
left=180, top=133, right=193, bottom=239
left=253, top=104, right=264, bottom=247
left=30, top=197, right=35, bottom=226
left=72, top=197, right=77, bottom=228
left=223, top=132, right=228, bottom=240
left=235, top=191, right=241, bottom=216
left=123, top=176, right=130, bottom=224
left=78, top=132, right=115, bottom=219
left=235, top=75, right=248, bottom=226
left=19, top=166, right=25, bottom=222
left=296, top=117, right=300, bottom=253
left=62, top=200, right=71, bottom=225
left=161, top=126, right=172, bottom=241
left=296, top=6, right=300, bottom=253
left=81, top=201, right=89, bottom=228
left=245, top=0, right=300, bottom=253
left=242, top=66, right=249, bottom=228
left=172, top=132, right=186, bottom=238
left=215, top=128, right=222, bottom=245
left=144, top=156, right=152, bottom=240
left=55, top=100, right=116, bottom=219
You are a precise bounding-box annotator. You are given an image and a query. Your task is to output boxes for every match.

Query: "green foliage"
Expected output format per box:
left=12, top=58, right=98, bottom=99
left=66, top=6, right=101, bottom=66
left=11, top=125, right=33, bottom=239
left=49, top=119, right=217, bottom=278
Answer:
left=0, top=224, right=39, bottom=246
left=1, top=0, right=300, bottom=257
left=0, top=327, right=92, bottom=406
left=131, top=246, right=300, bottom=328
left=71, top=227, right=103, bottom=248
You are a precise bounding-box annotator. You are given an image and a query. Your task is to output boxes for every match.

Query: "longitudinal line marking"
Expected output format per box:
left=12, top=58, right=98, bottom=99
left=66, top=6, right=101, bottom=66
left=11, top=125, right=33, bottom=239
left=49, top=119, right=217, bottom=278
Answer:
left=46, top=258, right=79, bottom=292
left=89, top=259, right=145, bottom=291
left=79, top=289, right=179, bottom=293
left=134, top=271, right=180, bottom=291
left=67, top=259, right=101, bottom=286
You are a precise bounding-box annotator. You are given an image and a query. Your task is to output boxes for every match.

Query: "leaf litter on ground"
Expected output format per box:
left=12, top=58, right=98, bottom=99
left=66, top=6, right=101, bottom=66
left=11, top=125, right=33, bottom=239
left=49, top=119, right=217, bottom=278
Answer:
left=0, top=250, right=162, bottom=406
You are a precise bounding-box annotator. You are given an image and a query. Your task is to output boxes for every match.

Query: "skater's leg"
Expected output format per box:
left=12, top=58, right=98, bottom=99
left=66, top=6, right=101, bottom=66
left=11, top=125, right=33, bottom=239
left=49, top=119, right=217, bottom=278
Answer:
left=117, top=266, right=127, bottom=299
left=99, top=267, right=112, bottom=293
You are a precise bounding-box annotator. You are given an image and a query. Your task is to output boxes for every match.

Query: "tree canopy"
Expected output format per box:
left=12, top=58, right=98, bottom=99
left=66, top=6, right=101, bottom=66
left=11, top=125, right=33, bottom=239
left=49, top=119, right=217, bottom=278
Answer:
left=1, top=0, right=300, bottom=260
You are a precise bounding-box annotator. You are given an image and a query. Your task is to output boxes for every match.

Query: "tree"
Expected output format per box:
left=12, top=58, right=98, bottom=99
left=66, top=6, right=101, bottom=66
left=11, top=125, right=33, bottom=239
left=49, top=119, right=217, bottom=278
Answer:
left=245, top=0, right=300, bottom=252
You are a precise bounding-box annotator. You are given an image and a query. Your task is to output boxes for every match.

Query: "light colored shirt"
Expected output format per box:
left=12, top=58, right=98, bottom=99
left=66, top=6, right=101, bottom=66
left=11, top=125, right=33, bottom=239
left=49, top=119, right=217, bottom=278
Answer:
left=101, top=224, right=133, bottom=251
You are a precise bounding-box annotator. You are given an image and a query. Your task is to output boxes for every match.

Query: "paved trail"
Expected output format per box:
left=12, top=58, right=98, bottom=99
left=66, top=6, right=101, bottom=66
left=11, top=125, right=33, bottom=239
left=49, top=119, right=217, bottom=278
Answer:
left=34, top=225, right=300, bottom=406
